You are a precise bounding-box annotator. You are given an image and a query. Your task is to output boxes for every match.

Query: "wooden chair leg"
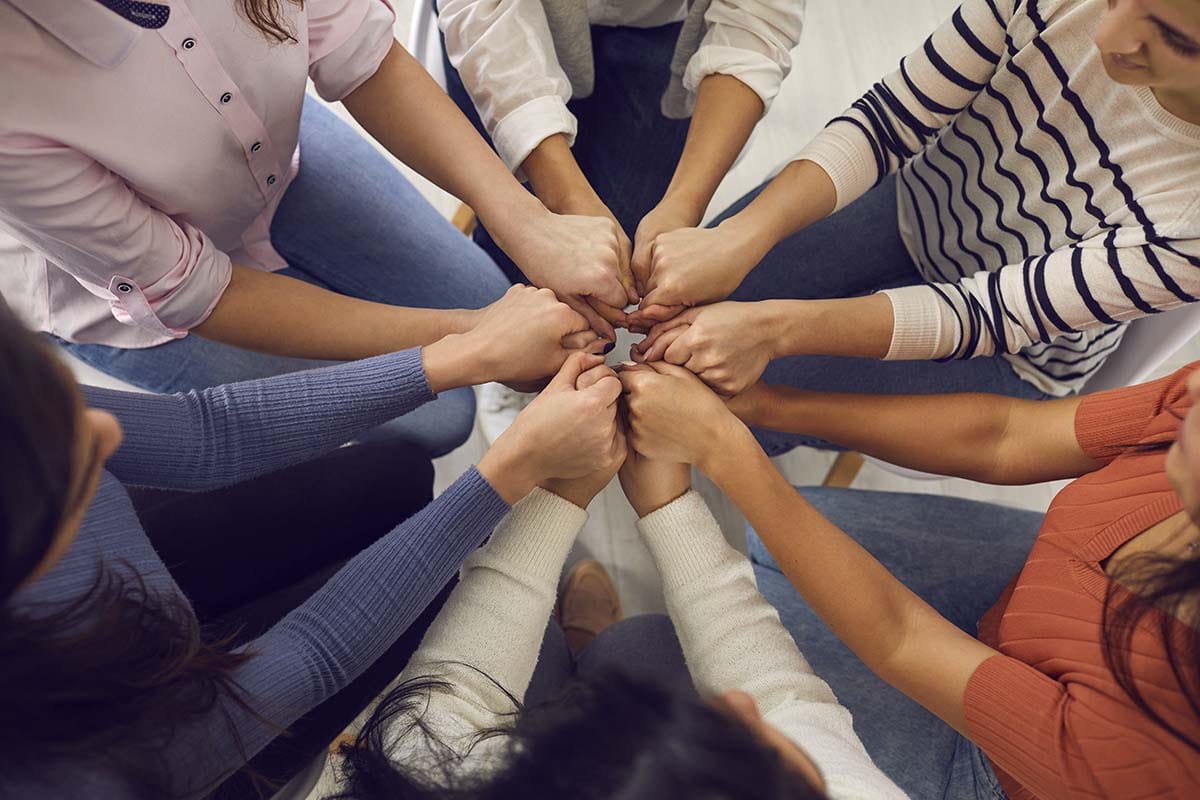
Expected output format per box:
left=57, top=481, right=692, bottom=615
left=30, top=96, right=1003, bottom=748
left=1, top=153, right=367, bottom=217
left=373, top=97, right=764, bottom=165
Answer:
left=822, top=451, right=864, bottom=488
left=451, top=203, right=477, bottom=236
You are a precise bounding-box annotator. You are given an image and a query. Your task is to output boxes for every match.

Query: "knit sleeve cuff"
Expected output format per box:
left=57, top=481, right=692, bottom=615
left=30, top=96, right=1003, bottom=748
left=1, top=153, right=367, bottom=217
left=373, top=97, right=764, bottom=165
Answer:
left=793, top=121, right=887, bottom=213
left=468, top=487, right=588, bottom=583
left=636, top=491, right=732, bottom=587
left=880, top=284, right=961, bottom=360
left=1074, top=368, right=1195, bottom=460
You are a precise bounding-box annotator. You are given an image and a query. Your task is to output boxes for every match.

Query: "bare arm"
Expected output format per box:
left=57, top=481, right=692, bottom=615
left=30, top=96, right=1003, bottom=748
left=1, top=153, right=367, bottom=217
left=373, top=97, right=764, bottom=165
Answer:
left=342, top=41, right=545, bottom=246
left=194, top=264, right=472, bottom=359
left=702, top=426, right=998, bottom=736
left=729, top=383, right=1097, bottom=484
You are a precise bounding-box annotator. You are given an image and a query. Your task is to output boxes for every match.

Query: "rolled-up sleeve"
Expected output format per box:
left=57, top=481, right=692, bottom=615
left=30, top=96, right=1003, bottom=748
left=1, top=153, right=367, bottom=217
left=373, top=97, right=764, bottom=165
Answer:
left=307, top=0, right=397, bottom=101
left=0, top=134, right=231, bottom=339
left=685, top=0, right=805, bottom=111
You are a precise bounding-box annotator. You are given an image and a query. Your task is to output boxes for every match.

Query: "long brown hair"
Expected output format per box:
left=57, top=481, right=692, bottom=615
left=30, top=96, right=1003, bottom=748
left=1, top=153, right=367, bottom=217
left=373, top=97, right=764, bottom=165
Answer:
left=240, top=0, right=305, bottom=43
left=0, top=304, right=256, bottom=798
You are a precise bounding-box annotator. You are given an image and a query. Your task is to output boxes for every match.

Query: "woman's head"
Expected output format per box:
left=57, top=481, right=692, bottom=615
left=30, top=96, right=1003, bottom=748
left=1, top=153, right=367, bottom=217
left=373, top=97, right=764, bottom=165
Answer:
left=0, top=305, right=252, bottom=798
left=0, top=303, right=120, bottom=598
left=1096, top=1, right=1200, bottom=116
left=334, top=666, right=827, bottom=800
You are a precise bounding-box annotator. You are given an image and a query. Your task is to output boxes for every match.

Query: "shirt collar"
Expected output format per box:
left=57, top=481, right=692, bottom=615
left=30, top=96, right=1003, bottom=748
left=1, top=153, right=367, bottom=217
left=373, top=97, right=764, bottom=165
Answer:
left=7, top=0, right=146, bottom=68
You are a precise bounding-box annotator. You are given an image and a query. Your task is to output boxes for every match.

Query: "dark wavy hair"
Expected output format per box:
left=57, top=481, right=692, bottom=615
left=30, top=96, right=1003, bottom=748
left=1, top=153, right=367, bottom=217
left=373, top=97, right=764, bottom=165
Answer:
left=240, top=0, right=305, bottom=43
left=0, top=304, right=256, bottom=798
left=329, top=665, right=827, bottom=800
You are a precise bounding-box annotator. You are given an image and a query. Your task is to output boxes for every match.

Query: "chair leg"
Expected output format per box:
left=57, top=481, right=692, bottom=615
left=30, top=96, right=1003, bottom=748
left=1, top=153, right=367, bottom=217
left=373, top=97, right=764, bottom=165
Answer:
left=822, top=451, right=864, bottom=488
left=451, top=203, right=477, bottom=236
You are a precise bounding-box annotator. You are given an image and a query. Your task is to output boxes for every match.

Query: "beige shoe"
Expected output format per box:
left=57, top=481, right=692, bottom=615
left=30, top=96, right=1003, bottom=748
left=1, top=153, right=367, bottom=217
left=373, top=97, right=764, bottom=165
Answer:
left=558, top=560, right=622, bottom=656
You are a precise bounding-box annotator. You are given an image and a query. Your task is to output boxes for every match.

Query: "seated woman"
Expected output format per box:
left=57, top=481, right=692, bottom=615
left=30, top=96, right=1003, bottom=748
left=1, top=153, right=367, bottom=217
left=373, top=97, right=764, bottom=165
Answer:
left=628, top=0, right=1200, bottom=457
left=618, top=360, right=1200, bottom=797
left=330, top=381, right=905, bottom=800
left=0, top=296, right=624, bottom=799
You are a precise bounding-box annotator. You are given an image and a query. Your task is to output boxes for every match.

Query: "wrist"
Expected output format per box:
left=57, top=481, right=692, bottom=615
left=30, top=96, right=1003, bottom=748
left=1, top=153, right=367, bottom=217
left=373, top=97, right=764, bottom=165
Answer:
left=478, top=436, right=540, bottom=505
left=421, top=333, right=486, bottom=394
left=656, top=186, right=710, bottom=227
left=760, top=299, right=810, bottom=358
left=697, top=414, right=756, bottom=479
left=632, top=485, right=691, bottom=519
left=520, top=134, right=594, bottom=215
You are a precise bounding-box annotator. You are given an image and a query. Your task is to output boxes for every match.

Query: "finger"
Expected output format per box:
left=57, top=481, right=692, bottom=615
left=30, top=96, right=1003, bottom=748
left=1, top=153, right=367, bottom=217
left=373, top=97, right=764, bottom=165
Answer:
left=548, top=351, right=604, bottom=392
left=586, top=296, right=628, bottom=331
left=640, top=285, right=687, bottom=309
left=635, top=309, right=698, bottom=352
left=630, top=232, right=652, bottom=298
left=662, top=334, right=693, bottom=367
left=617, top=368, right=654, bottom=394
left=638, top=325, right=688, bottom=363
left=561, top=330, right=600, bottom=350
left=615, top=232, right=639, bottom=306
left=629, top=303, right=687, bottom=328
left=591, top=263, right=633, bottom=310
left=581, top=373, right=623, bottom=407
left=645, top=360, right=701, bottom=381
left=576, top=363, right=617, bottom=391
left=566, top=297, right=615, bottom=341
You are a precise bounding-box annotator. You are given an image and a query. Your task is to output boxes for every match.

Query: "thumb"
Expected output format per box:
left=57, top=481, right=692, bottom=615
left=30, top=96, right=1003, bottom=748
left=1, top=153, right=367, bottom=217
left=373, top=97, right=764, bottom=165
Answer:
left=580, top=372, right=623, bottom=407
left=630, top=233, right=653, bottom=298
left=547, top=351, right=604, bottom=393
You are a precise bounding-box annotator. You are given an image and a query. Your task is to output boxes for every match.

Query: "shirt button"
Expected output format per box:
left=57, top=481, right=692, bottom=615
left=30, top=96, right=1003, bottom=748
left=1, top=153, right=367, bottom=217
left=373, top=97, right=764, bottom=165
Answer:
left=116, top=282, right=133, bottom=294
left=251, top=142, right=263, bottom=153
left=220, top=91, right=233, bottom=104
left=266, top=175, right=277, bottom=186
left=182, top=38, right=196, bottom=50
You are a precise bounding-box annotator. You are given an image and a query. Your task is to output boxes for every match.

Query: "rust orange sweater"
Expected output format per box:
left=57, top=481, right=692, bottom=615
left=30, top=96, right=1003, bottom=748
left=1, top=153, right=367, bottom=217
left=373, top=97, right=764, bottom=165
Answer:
left=965, top=364, right=1200, bottom=799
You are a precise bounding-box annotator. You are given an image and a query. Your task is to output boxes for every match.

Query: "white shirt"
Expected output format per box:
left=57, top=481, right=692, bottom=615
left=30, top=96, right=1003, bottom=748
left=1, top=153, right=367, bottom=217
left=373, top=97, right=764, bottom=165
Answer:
left=438, top=0, right=806, bottom=172
left=388, top=489, right=908, bottom=798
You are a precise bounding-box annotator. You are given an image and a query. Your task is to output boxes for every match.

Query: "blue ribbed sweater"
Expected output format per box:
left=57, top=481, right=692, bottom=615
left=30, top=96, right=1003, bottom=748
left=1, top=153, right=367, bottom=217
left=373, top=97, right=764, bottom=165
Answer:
left=9, top=349, right=509, bottom=798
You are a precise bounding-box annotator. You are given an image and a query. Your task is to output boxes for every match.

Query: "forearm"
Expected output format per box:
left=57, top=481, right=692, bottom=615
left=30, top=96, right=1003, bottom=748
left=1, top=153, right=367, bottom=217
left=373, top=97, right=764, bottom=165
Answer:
left=746, top=387, right=1020, bottom=482
left=701, top=428, right=948, bottom=684
left=719, top=159, right=837, bottom=261
left=659, top=75, right=764, bottom=223
left=343, top=42, right=544, bottom=240
left=761, top=294, right=894, bottom=360
left=520, top=133, right=596, bottom=214
left=194, top=264, right=472, bottom=360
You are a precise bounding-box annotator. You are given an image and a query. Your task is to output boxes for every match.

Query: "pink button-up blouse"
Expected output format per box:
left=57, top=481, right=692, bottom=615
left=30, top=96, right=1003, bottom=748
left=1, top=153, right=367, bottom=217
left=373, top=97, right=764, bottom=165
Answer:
left=0, top=0, right=395, bottom=347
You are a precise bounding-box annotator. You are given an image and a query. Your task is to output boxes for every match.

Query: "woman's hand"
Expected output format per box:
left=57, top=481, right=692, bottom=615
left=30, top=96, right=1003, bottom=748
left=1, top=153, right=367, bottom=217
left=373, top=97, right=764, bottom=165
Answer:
left=627, top=219, right=769, bottom=329
left=480, top=353, right=625, bottom=504
left=495, top=204, right=635, bottom=341
left=541, top=362, right=628, bottom=508
left=630, top=200, right=703, bottom=301
left=618, top=362, right=748, bottom=470
left=631, top=301, right=784, bottom=396
left=617, top=437, right=691, bottom=519
left=422, top=285, right=604, bottom=391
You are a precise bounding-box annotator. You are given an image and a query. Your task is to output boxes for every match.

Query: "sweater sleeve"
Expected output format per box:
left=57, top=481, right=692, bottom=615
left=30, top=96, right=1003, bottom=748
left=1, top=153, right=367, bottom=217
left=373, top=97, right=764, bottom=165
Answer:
left=168, top=468, right=510, bottom=797
left=1073, top=362, right=1198, bottom=462
left=879, top=234, right=1200, bottom=362
left=387, top=489, right=588, bottom=771
left=794, top=0, right=1011, bottom=212
left=637, top=492, right=907, bottom=800
left=84, top=349, right=435, bottom=491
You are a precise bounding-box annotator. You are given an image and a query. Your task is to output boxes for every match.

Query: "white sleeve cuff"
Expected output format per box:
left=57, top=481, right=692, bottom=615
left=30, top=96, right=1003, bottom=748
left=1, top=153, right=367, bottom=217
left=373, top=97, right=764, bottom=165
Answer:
left=636, top=491, right=733, bottom=587
left=683, top=46, right=785, bottom=112
left=468, top=487, right=588, bottom=583
left=491, top=95, right=578, bottom=174
left=880, top=285, right=962, bottom=360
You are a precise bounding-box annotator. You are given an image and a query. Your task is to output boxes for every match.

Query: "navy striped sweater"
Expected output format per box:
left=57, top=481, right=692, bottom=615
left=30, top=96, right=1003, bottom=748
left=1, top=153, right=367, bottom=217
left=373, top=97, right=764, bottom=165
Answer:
left=796, top=0, right=1200, bottom=395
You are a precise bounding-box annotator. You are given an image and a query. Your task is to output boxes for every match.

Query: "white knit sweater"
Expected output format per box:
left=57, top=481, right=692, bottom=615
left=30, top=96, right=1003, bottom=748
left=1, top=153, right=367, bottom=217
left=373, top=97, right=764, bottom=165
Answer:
left=795, top=0, right=1200, bottom=396
left=387, top=488, right=907, bottom=799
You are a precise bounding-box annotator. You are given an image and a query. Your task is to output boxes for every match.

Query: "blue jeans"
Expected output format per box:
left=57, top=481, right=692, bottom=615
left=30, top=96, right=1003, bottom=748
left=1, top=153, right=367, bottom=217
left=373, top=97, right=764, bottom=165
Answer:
left=61, top=97, right=509, bottom=457
left=441, top=19, right=691, bottom=284
left=748, top=487, right=1045, bottom=799
left=714, top=176, right=1051, bottom=456
left=526, top=615, right=692, bottom=706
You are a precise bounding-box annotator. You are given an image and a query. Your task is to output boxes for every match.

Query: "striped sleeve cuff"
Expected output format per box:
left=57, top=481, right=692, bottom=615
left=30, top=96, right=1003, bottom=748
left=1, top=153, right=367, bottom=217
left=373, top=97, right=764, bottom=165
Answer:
left=880, top=284, right=962, bottom=360
left=794, top=121, right=888, bottom=213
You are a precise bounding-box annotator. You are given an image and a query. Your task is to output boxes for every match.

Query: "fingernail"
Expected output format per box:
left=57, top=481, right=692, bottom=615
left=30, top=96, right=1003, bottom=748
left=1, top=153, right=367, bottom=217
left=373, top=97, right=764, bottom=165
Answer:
left=620, top=360, right=636, bottom=367
left=602, top=342, right=615, bottom=355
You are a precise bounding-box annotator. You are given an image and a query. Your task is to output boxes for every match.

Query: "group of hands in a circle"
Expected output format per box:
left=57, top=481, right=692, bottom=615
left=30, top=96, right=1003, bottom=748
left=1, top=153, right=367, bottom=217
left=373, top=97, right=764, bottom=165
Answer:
left=458, top=283, right=776, bottom=513
left=498, top=206, right=779, bottom=398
